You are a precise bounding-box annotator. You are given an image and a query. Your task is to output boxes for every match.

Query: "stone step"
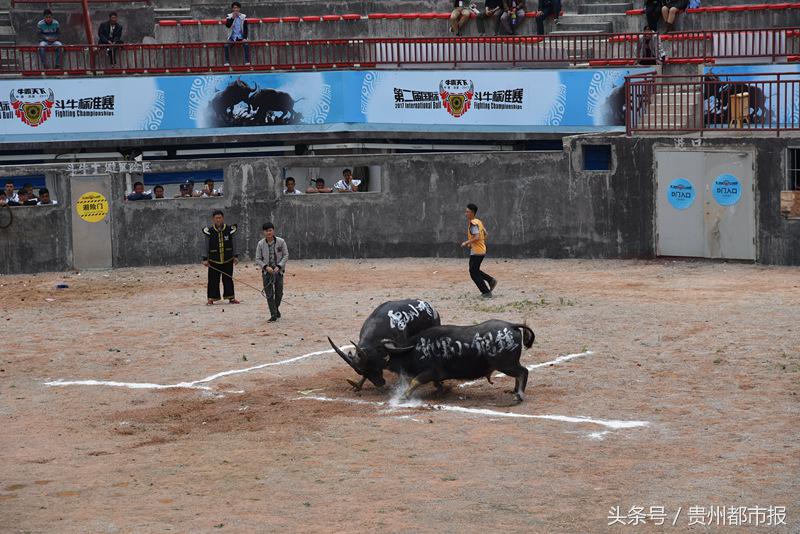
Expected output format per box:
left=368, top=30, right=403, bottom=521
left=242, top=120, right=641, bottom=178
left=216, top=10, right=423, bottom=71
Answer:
left=578, top=3, right=632, bottom=14
left=153, top=7, right=193, bottom=20
left=551, top=22, right=613, bottom=32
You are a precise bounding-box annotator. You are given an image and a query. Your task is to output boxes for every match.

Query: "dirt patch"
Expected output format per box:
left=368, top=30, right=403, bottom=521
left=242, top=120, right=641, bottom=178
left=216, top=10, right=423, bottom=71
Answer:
left=1, top=258, right=798, bottom=533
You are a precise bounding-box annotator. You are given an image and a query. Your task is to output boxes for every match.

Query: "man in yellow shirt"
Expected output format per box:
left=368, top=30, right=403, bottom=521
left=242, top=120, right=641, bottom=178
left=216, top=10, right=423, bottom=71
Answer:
left=460, top=203, right=497, bottom=298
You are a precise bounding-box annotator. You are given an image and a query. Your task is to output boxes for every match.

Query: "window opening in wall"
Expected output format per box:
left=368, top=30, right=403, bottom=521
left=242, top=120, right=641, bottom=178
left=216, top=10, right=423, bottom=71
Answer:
left=281, top=166, right=381, bottom=194
left=127, top=169, right=225, bottom=200
left=2, top=174, right=54, bottom=206
left=783, top=148, right=800, bottom=219
left=583, top=145, right=612, bottom=171
left=787, top=148, right=800, bottom=190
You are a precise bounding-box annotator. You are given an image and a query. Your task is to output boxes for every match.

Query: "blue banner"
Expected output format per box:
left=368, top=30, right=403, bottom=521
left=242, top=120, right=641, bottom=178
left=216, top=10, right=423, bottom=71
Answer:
left=0, top=68, right=648, bottom=142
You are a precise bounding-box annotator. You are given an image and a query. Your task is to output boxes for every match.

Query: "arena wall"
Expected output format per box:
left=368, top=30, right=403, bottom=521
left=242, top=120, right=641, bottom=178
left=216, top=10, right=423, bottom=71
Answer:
left=1, top=134, right=799, bottom=274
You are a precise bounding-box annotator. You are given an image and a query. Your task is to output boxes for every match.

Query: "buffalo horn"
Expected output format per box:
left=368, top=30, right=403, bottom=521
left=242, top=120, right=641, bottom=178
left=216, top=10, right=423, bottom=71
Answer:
left=328, top=336, right=362, bottom=374
left=381, top=338, right=414, bottom=354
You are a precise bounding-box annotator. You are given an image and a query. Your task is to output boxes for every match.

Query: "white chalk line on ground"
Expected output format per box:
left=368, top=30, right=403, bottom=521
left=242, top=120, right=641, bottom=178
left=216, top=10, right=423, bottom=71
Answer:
left=44, top=345, right=353, bottom=391
left=294, top=395, right=650, bottom=431
left=459, top=350, right=595, bottom=388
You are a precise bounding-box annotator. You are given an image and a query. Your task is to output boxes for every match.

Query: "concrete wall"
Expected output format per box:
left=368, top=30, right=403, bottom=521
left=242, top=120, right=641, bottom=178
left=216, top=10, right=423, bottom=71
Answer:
left=0, top=174, right=71, bottom=274
left=2, top=134, right=800, bottom=274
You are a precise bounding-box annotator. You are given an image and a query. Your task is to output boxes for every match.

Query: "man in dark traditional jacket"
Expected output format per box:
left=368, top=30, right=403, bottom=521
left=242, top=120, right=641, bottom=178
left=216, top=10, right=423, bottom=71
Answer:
left=202, top=210, right=240, bottom=305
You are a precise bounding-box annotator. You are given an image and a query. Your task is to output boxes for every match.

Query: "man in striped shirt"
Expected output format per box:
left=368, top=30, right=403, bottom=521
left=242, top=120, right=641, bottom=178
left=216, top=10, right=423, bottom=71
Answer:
left=37, top=10, right=63, bottom=69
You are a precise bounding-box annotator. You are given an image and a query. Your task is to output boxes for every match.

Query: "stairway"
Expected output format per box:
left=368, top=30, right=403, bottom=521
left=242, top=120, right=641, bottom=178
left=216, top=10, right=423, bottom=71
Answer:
left=0, top=0, right=16, bottom=71
left=551, top=14, right=616, bottom=33
left=153, top=6, right=193, bottom=21
left=553, top=0, right=629, bottom=33
left=636, top=85, right=703, bottom=130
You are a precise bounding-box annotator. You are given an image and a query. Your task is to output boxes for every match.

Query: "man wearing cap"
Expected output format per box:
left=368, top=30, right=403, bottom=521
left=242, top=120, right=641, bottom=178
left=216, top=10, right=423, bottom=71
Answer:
left=202, top=209, right=240, bottom=305
left=175, top=179, right=200, bottom=198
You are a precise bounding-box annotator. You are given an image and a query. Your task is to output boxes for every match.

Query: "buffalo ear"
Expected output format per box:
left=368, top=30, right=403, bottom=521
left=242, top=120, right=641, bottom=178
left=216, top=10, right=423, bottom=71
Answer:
left=381, top=339, right=413, bottom=355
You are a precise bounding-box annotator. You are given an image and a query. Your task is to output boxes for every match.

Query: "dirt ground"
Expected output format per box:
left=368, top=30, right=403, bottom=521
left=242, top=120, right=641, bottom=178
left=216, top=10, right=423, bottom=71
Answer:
left=0, top=258, right=798, bottom=533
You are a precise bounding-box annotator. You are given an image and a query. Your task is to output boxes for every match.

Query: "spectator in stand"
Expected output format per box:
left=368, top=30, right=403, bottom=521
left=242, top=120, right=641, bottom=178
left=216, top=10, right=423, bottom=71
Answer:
left=477, top=0, right=503, bottom=35
left=500, top=0, right=525, bottom=35
left=644, top=0, right=664, bottom=32
left=127, top=181, right=152, bottom=201
left=637, top=25, right=662, bottom=65
left=283, top=177, right=303, bottom=195
left=535, top=0, right=560, bottom=35
left=202, top=179, right=223, bottom=197
left=37, top=188, right=57, bottom=205
left=98, top=12, right=124, bottom=66
left=450, top=0, right=474, bottom=36
left=306, top=178, right=332, bottom=194
left=175, top=179, right=200, bottom=198
left=153, top=185, right=166, bottom=199
left=37, top=9, right=63, bottom=70
left=661, top=0, right=687, bottom=32
left=334, top=169, right=361, bottom=193
left=3, top=180, right=16, bottom=204
left=224, top=2, right=250, bottom=67
left=9, top=189, right=39, bottom=206
left=22, top=183, right=35, bottom=197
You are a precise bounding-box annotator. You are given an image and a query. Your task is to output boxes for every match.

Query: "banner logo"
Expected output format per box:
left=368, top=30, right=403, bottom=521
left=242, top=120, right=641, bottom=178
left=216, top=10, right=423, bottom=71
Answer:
left=667, top=178, right=696, bottom=210
left=439, top=80, right=474, bottom=118
left=9, top=88, right=54, bottom=127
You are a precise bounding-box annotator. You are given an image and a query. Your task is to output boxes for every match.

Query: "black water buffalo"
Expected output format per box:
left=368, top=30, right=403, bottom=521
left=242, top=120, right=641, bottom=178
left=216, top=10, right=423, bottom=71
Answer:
left=328, top=299, right=441, bottom=390
left=382, top=320, right=535, bottom=403
left=209, top=78, right=254, bottom=126
left=247, top=88, right=303, bottom=124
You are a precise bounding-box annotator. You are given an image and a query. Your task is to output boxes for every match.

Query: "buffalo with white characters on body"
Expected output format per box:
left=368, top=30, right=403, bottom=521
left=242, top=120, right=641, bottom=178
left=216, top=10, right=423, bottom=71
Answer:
left=328, top=299, right=441, bottom=391
left=382, top=321, right=535, bottom=403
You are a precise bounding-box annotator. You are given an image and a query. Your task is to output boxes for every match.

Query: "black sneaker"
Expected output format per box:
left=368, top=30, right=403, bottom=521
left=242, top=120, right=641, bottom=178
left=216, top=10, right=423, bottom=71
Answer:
left=276, top=311, right=281, bottom=318
left=268, top=316, right=277, bottom=322
left=481, top=292, right=493, bottom=299
left=489, top=278, right=498, bottom=292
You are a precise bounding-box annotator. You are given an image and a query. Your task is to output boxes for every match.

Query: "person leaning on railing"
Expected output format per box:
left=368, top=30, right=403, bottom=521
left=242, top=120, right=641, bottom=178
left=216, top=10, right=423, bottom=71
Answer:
left=37, top=9, right=63, bottom=70
left=98, top=12, right=124, bottom=66
left=637, top=25, right=664, bottom=65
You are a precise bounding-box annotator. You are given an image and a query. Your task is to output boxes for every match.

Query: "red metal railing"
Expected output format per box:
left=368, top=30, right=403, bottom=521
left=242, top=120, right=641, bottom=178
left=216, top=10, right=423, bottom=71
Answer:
left=625, top=72, right=800, bottom=134
left=1, top=28, right=800, bottom=77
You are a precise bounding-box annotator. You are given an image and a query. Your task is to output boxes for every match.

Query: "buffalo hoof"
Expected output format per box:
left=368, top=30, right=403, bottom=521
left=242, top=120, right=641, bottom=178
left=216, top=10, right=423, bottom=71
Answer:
left=513, top=393, right=524, bottom=404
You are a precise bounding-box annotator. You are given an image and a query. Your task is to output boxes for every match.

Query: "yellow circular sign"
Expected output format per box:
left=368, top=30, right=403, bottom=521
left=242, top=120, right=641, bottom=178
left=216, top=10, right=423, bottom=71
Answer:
left=76, top=192, right=109, bottom=223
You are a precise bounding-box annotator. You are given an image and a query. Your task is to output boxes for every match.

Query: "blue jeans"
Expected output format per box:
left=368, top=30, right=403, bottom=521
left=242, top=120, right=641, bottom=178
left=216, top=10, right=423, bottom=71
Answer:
left=38, top=40, right=63, bottom=68
left=224, top=39, right=250, bottom=64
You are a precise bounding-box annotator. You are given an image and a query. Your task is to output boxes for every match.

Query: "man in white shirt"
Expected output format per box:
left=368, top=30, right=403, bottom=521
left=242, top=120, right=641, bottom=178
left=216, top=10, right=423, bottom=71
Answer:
left=4, top=180, right=18, bottom=204
left=334, top=168, right=361, bottom=193
left=202, top=179, right=223, bottom=197
left=37, top=188, right=57, bottom=205
left=283, top=177, right=303, bottom=195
